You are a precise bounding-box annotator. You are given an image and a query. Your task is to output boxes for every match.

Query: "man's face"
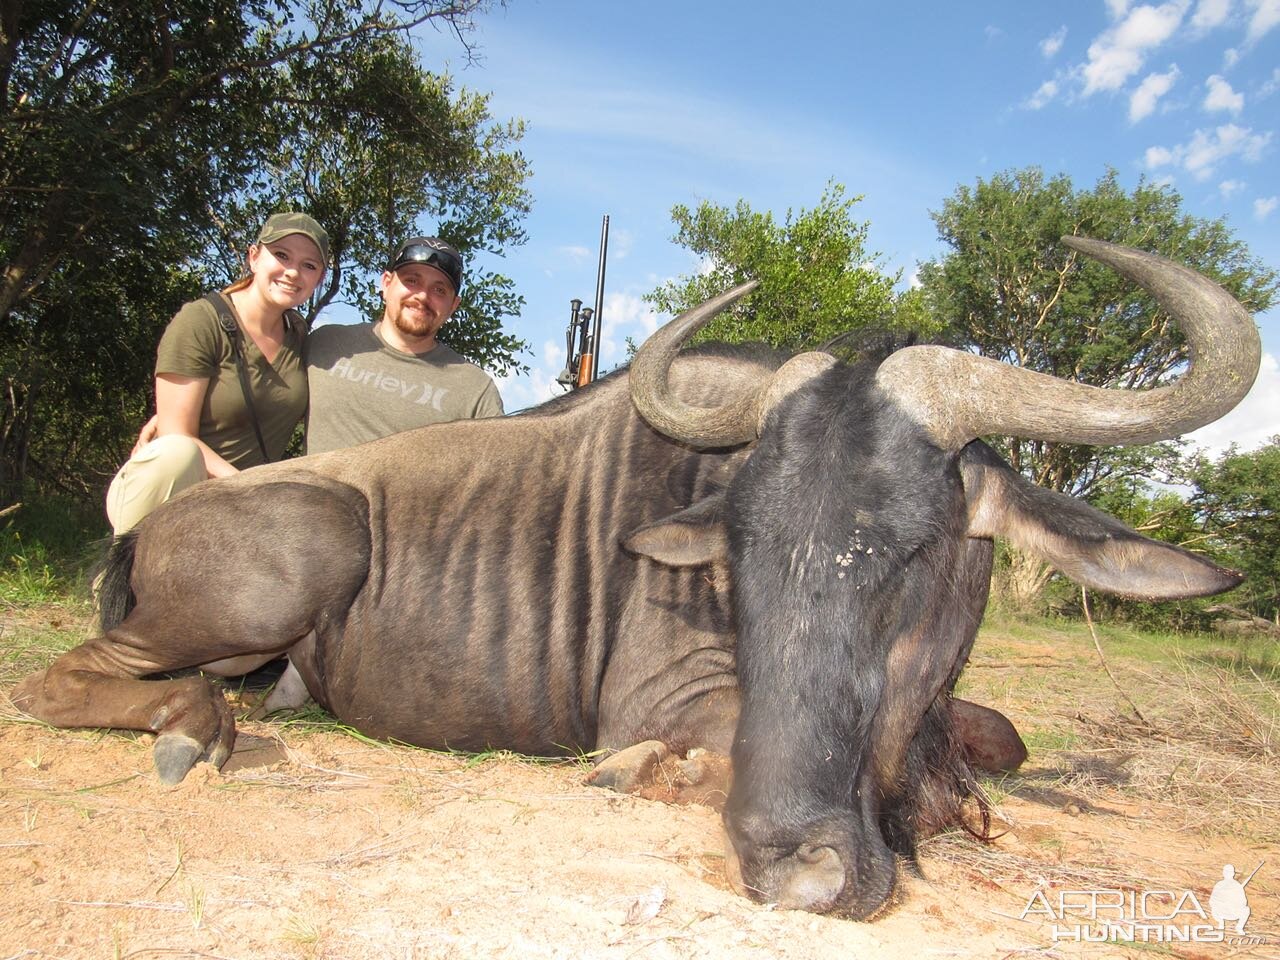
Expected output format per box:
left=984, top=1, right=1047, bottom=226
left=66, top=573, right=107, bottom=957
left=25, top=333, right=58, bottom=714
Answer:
left=381, top=263, right=461, bottom=346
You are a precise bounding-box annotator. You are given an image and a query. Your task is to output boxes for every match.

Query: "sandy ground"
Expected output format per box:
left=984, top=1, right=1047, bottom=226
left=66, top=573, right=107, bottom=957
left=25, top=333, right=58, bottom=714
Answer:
left=1, top=611, right=1277, bottom=960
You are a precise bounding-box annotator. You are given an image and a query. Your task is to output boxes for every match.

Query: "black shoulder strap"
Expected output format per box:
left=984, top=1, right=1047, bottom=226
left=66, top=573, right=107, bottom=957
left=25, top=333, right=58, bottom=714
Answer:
left=203, top=292, right=271, bottom=464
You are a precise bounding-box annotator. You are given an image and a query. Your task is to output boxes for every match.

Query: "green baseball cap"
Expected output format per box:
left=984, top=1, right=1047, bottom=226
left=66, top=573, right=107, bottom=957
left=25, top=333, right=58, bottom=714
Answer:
left=257, top=212, right=330, bottom=265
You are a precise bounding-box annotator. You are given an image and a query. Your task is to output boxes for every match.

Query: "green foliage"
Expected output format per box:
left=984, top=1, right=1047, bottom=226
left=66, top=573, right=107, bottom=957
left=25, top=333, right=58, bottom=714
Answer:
left=0, top=0, right=528, bottom=504
left=0, top=498, right=106, bottom=606
left=919, top=166, right=1278, bottom=614
left=1041, top=442, right=1280, bottom=628
left=918, top=166, right=1278, bottom=501
left=645, top=182, right=920, bottom=351
left=218, top=28, right=532, bottom=375
left=1184, top=439, right=1280, bottom=622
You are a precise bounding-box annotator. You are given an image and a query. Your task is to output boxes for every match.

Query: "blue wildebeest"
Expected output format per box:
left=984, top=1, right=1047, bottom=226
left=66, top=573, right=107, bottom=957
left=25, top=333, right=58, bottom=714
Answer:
left=13, top=237, right=1258, bottom=919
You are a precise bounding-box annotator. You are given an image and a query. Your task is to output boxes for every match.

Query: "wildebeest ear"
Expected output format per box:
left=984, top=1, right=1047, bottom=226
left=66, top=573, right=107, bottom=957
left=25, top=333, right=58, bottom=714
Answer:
left=621, top=493, right=727, bottom=568
left=959, top=441, right=1243, bottom=600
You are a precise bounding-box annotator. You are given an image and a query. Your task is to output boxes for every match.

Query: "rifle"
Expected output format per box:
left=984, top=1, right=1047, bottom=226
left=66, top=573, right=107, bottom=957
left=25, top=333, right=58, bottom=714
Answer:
left=555, top=299, right=588, bottom=389
left=557, top=215, right=610, bottom=390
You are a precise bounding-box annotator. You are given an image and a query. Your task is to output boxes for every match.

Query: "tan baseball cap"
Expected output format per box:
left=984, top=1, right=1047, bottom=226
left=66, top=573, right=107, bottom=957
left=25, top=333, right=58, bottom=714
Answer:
left=257, top=212, right=330, bottom=265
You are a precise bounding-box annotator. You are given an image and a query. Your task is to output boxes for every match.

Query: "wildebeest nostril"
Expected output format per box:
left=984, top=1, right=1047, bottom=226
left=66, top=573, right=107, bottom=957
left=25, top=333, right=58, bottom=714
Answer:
left=776, top=844, right=845, bottom=912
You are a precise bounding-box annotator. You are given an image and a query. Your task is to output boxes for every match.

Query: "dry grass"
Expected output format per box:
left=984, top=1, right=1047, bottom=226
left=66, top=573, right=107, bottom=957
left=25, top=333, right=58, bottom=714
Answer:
left=6, top=598, right=1278, bottom=857
left=1038, top=657, right=1279, bottom=839
left=919, top=830, right=1179, bottom=892
left=959, top=614, right=1280, bottom=849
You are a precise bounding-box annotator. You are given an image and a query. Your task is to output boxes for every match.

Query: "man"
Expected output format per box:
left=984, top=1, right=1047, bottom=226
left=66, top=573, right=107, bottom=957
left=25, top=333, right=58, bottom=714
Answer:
left=251, top=236, right=507, bottom=711
left=305, top=236, right=504, bottom=455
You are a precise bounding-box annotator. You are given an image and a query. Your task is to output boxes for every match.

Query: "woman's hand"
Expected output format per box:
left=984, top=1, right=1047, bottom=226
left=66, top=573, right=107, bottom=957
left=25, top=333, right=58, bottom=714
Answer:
left=132, top=415, right=160, bottom=456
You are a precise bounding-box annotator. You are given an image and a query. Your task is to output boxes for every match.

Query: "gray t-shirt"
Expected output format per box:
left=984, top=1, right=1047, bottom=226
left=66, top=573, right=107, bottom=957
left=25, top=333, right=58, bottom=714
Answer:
left=305, top=322, right=504, bottom=455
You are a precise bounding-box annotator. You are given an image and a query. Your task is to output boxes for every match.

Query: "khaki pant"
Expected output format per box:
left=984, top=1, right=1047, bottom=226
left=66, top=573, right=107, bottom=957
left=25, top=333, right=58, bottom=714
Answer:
left=105, top=434, right=206, bottom=535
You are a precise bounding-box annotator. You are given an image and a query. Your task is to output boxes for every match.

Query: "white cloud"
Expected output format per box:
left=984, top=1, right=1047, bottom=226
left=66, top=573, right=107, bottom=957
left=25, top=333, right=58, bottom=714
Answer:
left=1245, top=0, right=1280, bottom=41
left=1026, top=79, right=1060, bottom=109
left=1040, top=26, right=1068, bottom=57
left=1203, top=74, right=1244, bottom=113
left=558, top=244, right=592, bottom=264
left=1129, top=65, right=1181, bottom=120
left=1218, top=177, right=1246, bottom=196
left=1255, top=195, right=1280, bottom=218
left=1148, top=123, right=1273, bottom=177
left=985, top=24, right=1005, bottom=42
left=1082, top=1, right=1190, bottom=95
left=595, top=290, right=662, bottom=370
left=1185, top=353, right=1280, bottom=456
left=1191, top=0, right=1232, bottom=28
left=1185, top=124, right=1271, bottom=176
left=609, top=227, right=633, bottom=263
left=1260, top=66, right=1280, bottom=96
left=1107, top=0, right=1134, bottom=17
left=494, top=337, right=571, bottom=411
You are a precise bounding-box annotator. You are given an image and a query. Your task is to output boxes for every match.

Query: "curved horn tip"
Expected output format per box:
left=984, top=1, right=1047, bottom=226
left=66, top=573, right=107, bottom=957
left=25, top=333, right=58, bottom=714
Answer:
left=1061, top=234, right=1119, bottom=258
left=724, top=279, right=760, bottom=302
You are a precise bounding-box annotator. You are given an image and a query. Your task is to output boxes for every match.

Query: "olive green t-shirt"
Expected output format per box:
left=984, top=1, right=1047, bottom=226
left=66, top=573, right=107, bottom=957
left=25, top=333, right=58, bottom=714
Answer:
left=154, top=297, right=308, bottom=468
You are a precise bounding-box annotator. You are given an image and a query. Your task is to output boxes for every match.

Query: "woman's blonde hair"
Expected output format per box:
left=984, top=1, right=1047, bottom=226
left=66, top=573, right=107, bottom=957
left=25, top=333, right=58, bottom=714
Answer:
left=222, top=243, right=260, bottom=294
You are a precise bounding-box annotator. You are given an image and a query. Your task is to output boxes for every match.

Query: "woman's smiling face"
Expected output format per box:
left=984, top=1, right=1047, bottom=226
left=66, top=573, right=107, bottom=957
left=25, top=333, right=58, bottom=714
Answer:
left=247, top=232, right=326, bottom=311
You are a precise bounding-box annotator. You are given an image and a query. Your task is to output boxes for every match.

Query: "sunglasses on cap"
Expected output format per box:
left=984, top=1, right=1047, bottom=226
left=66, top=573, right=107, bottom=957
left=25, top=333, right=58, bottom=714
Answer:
left=388, top=239, right=463, bottom=293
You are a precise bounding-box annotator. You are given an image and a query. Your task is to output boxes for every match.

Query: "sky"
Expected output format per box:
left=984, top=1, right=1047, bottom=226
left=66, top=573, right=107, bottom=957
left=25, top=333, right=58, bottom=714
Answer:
left=386, top=0, right=1279, bottom=456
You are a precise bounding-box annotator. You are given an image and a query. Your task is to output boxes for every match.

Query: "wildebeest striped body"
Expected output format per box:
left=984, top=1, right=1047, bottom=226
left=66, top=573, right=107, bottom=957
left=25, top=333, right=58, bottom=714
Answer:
left=124, top=347, right=768, bottom=760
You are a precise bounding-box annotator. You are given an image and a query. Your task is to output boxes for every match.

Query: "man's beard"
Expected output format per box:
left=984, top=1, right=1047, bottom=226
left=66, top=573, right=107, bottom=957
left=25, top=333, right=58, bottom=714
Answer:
left=390, top=302, right=438, bottom=339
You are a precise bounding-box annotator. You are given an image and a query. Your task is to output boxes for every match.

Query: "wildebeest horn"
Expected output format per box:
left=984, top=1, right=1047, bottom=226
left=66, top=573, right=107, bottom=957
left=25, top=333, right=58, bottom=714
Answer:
left=630, top=281, right=836, bottom=448
left=874, top=236, right=1262, bottom=450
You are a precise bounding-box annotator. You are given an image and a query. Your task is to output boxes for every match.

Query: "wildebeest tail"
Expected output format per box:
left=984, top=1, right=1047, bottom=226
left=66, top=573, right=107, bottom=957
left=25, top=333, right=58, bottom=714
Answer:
left=96, top=532, right=138, bottom=632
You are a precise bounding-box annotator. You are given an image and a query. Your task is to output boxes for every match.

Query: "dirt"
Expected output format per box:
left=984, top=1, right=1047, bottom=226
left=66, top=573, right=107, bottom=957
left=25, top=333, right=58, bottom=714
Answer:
left=1, top=613, right=1277, bottom=960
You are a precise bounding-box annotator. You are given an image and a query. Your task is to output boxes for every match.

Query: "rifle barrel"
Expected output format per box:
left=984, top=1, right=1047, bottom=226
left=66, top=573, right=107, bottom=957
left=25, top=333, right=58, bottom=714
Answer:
left=589, top=215, right=609, bottom=381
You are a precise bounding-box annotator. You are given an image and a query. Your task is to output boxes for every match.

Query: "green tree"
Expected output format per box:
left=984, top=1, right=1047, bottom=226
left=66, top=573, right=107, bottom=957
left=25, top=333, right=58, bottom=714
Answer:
left=1069, top=474, right=1216, bottom=629
left=645, top=182, right=913, bottom=351
left=217, top=28, right=532, bottom=375
left=0, top=0, right=528, bottom=502
left=1184, top=440, right=1280, bottom=623
left=918, top=167, right=1278, bottom=607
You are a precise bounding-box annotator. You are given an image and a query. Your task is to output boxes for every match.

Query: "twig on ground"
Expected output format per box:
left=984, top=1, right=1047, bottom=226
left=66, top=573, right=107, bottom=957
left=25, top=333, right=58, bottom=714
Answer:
left=1080, top=588, right=1149, bottom=726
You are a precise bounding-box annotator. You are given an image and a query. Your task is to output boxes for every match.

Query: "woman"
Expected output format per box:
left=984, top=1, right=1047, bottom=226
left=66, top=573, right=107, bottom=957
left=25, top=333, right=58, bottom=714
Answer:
left=107, top=212, right=329, bottom=534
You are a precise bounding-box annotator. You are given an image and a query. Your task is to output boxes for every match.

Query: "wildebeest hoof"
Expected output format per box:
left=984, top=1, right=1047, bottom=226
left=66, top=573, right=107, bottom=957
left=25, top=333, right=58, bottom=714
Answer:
left=586, top=740, right=670, bottom=794
left=950, top=698, right=1028, bottom=773
left=153, top=734, right=206, bottom=784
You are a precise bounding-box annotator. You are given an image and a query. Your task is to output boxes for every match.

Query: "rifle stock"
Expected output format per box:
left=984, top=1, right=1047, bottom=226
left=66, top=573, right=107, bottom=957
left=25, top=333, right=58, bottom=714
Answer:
left=575, top=352, right=594, bottom=388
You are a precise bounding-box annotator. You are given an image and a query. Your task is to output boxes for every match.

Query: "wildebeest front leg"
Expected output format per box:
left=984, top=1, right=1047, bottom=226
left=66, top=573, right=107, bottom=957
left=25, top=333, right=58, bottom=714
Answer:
left=14, top=640, right=238, bottom=782
left=13, top=476, right=370, bottom=783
